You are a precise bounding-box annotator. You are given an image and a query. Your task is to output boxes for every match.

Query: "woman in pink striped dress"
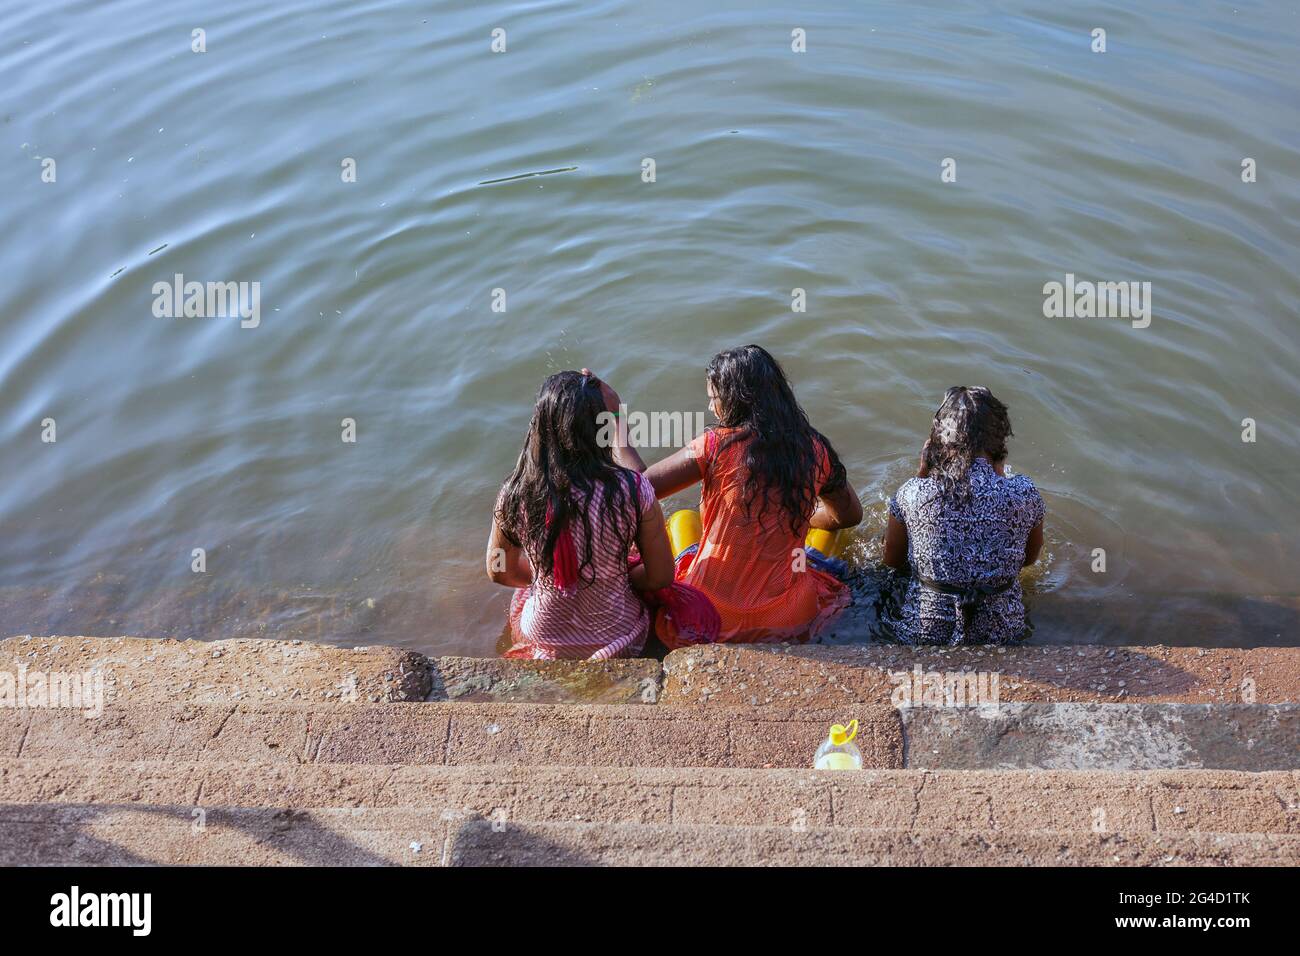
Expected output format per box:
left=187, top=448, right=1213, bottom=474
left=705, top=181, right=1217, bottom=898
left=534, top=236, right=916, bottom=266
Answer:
left=487, top=370, right=675, bottom=659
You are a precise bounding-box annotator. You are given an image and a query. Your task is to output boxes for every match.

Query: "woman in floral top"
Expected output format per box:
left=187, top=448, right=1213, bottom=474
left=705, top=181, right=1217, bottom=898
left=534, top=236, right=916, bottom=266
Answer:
left=883, top=386, right=1045, bottom=645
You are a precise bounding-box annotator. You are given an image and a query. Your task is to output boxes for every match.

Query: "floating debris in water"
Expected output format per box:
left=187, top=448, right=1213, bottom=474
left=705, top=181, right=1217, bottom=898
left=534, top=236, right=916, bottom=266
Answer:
left=110, top=241, right=169, bottom=277
left=478, top=166, right=577, bottom=186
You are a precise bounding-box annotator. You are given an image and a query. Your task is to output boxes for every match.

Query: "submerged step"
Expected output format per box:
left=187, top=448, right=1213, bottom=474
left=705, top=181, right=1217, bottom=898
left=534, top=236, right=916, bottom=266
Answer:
left=1, top=760, right=1294, bottom=834
left=2, top=804, right=1295, bottom=866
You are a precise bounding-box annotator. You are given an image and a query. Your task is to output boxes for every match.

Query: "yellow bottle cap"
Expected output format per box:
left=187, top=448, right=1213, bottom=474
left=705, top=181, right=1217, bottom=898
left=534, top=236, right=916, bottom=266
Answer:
left=829, top=719, right=858, bottom=746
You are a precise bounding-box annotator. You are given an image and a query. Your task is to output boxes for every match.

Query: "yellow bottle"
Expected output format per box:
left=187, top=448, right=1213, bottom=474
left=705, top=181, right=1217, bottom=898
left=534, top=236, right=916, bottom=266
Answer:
left=814, top=719, right=861, bottom=770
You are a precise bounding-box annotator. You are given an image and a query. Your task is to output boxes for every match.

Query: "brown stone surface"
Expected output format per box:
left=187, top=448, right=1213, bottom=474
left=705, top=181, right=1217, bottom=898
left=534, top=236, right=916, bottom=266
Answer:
left=903, top=703, right=1300, bottom=771
left=4, top=806, right=1294, bottom=866
left=0, top=804, right=455, bottom=866
left=0, top=634, right=431, bottom=704
left=3, top=760, right=1294, bottom=836
left=433, top=655, right=660, bottom=704
left=8, top=635, right=1300, bottom=710
left=2, top=806, right=1289, bottom=868
left=4, top=635, right=1296, bottom=866
left=0, top=702, right=905, bottom=769
left=661, top=644, right=1300, bottom=706
left=448, top=821, right=1300, bottom=867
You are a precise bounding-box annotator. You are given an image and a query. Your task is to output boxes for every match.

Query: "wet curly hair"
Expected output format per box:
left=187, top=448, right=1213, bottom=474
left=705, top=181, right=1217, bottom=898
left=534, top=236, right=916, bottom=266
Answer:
left=922, top=386, right=1012, bottom=500
left=706, top=345, right=846, bottom=534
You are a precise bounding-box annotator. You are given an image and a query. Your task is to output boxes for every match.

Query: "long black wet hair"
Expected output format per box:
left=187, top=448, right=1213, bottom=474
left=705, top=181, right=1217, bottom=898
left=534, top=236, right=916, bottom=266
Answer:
left=706, top=345, right=846, bottom=534
left=921, top=386, right=1013, bottom=500
left=495, top=371, right=640, bottom=584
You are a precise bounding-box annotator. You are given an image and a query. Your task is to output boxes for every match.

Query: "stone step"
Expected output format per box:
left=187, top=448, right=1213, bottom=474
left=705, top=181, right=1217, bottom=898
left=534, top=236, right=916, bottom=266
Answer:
left=10, top=635, right=1300, bottom=708
left=902, top=703, right=1299, bottom=771
left=1, top=804, right=1294, bottom=866
left=0, top=634, right=433, bottom=704
left=448, top=820, right=1300, bottom=866
left=3, top=701, right=1295, bottom=769
left=2, top=760, right=1294, bottom=834
left=0, top=702, right=904, bottom=769
left=662, top=644, right=1300, bottom=706
left=0, top=635, right=659, bottom=705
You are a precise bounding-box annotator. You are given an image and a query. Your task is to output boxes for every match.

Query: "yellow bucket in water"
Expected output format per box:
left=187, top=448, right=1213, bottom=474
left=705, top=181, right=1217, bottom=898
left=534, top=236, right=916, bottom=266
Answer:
left=804, top=527, right=842, bottom=558
left=666, top=509, right=703, bottom=557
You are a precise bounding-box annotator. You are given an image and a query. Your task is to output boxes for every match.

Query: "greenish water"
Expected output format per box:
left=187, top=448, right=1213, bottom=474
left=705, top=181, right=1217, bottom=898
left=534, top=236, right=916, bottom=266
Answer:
left=2, top=0, right=1298, bottom=655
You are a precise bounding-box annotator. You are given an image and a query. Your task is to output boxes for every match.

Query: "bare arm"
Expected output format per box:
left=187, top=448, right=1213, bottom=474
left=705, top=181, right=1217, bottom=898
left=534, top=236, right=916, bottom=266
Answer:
left=883, top=442, right=926, bottom=569
left=486, top=518, right=533, bottom=588
left=882, top=514, right=909, bottom=570
left=627, top=498, right=674, bottom=591
left=605, top=411, right=648, bottom=474
left=810, top=477, right=863, bottom=531
left=582, top=368, right=647, bottom=473
left=1023, top=519, right=1044, bottom=567
left=643, top=445, right=703, bottom=499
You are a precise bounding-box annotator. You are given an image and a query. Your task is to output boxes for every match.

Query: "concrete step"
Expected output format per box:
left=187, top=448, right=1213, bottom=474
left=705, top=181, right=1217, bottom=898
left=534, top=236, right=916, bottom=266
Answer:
left=662, top=643, right=1300, bottom=706
left=3, top=701, right=1296, bottom=769
left=0, top=702, right=904, bottom=769
left=2, top=760, right=1295, bottom=834
left=2, top=804, right=1295, bottom=866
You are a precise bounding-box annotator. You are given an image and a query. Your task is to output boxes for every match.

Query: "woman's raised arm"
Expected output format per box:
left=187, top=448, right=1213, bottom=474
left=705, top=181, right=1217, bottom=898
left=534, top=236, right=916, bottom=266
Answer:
left=644, top=445, right=703, bottom=498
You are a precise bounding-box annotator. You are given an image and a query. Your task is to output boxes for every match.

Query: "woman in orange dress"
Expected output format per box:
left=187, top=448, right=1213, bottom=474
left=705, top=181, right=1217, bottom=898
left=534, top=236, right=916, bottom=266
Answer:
left=639, top=345, right=862, bottom=645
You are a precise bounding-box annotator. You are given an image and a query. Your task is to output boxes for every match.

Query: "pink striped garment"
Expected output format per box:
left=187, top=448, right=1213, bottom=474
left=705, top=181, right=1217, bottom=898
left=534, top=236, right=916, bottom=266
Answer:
left=504, top=472, right=655, bottom=660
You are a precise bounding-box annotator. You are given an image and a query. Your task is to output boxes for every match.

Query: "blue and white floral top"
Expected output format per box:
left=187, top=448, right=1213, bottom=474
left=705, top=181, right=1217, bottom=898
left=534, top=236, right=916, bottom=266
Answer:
left=886, top=458, right=1045, bottom=645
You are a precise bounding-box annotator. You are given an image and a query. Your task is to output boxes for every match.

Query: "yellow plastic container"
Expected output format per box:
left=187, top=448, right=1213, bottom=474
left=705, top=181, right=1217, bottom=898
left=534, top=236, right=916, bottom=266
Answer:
left=666, top=509, right=703, bottom=558
left=804, top=527, right=842, bottom=558
left=672, top=511, right=841, bottom=558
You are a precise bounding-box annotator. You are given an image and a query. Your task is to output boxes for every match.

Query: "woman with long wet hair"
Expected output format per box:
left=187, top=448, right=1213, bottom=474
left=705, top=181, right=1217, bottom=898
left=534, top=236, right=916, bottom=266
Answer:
left=636, top=345, right=863, bottom=644
left=882, top=386, right=1045, bottom=645
left=488, top=370, right=675, bottom=659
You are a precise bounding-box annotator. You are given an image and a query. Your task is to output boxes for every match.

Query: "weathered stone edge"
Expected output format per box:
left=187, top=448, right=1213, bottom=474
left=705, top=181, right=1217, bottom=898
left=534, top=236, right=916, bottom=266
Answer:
left=6, top=635, right=1300, bottom=707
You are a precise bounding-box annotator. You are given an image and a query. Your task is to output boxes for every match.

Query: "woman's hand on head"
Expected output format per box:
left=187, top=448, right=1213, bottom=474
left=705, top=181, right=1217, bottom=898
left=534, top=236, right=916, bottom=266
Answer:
left=581, top=368, right=621, bottom=413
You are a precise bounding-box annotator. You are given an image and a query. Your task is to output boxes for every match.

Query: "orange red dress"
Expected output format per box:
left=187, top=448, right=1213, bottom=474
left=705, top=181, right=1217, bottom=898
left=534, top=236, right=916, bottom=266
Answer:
left=654, top=428, right=849, bottom=647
